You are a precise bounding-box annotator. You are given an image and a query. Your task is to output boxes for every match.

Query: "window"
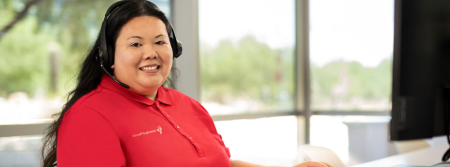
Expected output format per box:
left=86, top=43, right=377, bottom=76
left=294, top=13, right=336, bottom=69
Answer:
left=1, top=0, right=399, bottom=166
left=0, top=0, right=171, bottom=125
left=308, top=0, right=395, bottom=166
left=309, top=0, right=394, bottom=112
left=198, top=1, right=301, bottom=165
left=199, top=0, right=296, bottom=115
left=0, top=0, right=171, bottom=124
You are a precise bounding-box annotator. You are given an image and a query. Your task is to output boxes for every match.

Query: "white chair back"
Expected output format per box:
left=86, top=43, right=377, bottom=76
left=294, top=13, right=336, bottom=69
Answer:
left=300, top=145, right=346, bottom=167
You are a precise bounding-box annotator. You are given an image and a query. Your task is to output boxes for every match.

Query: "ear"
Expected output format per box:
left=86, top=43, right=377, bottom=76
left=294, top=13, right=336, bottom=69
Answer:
left=111, top=65, right=115, bottom=69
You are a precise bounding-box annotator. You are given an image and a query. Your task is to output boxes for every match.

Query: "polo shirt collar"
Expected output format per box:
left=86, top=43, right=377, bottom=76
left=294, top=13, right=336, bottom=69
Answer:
left=99, top=75, right=173, bottom=106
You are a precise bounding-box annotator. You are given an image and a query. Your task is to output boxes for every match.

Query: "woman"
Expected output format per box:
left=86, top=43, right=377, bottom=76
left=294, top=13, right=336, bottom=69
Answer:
left=41, top=0, right=333, bottom=166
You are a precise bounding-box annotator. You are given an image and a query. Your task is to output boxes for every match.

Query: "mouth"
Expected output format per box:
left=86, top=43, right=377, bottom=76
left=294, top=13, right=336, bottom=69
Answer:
left=139, top=65, right=160, bottom=71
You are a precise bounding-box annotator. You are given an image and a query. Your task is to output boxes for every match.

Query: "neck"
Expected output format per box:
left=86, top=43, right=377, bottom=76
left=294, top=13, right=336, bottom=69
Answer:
left=146, top=91, right=158, bottom=101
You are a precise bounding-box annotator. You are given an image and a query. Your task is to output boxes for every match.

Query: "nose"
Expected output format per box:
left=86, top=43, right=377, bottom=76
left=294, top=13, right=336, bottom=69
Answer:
left=144, top=46, right=158, bottom=60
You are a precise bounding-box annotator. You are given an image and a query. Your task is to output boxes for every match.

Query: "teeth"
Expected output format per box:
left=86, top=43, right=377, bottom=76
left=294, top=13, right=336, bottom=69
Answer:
left=141, top=66, right=158, bottom=70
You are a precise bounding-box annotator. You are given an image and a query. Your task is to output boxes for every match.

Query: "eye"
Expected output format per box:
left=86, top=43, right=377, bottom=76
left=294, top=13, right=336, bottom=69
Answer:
left=155, top=41, right=166, bottom=45
left=130, top=43, right=142, bottom=47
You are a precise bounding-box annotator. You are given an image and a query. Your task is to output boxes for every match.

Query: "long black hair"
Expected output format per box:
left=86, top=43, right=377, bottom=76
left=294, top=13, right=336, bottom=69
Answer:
left=41, top=1, right=177, bottom=166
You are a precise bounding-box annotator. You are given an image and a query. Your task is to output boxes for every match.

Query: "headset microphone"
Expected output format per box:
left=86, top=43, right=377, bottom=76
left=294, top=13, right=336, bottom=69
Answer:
left=96, top=47, right=130, bottom=89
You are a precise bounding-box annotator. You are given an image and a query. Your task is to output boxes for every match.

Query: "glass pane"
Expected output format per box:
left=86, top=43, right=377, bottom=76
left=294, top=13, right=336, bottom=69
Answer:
left=215, top=116, right=300, bottom=166
left=0, top=135, right=43, bottom=166
left=0, top=0, right=171, bottom=125
left=199, top=0, right=296, bottom=115
left=309, top=0, right=394, bottom=111
left=310, top=115, right=396, bottom=166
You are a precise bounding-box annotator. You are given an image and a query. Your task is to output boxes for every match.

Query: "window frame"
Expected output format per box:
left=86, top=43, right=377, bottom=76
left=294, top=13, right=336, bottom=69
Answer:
left=0, top=0, right=391, bottom=161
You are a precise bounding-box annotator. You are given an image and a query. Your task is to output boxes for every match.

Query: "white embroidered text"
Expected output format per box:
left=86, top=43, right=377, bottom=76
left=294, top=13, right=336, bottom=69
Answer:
left=132, top=126, right=162, bottom=137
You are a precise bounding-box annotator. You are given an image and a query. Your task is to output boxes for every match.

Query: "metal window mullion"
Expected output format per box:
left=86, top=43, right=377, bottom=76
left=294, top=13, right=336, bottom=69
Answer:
left=312, top=111, right=391, bottom=116
left=0, top=111, right=387, bottom=138
left=212, top=111, right=297, bottom=121
left=295, top=0, right=311, bottom=146
left=0, top=123, right=50, bottom=137
left=172, top=0, right=200, bottom=101
left=294, top=0, right=311, bottom=164
left=211, top=110, right=390, bottom=122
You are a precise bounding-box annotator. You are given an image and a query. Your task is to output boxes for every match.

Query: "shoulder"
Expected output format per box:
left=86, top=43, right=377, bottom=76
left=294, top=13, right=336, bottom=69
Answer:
left=72, top=85, right=107, bottom=104
left=59, top=88, right=119, bottom=138
left=63, top=86, right=113, bottom=121
left=71, top=86, right=129, bottom=112
left=160, top=86, right=184, bottom=96
left=161, top=87, right=210, bottom=114
left=63, top=96, right=107, bottom=125
left=160, top=87, right=198, bottom=103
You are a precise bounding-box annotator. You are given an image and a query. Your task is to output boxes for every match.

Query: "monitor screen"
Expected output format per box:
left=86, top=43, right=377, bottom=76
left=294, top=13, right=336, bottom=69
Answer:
left=390, top=0, right=450, bottom=141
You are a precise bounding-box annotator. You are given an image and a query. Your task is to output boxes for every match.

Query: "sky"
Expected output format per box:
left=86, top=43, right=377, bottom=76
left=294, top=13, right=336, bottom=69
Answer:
left=199, top=0, right=394, bottom=67
left=199, top=0, right=295, bottom=49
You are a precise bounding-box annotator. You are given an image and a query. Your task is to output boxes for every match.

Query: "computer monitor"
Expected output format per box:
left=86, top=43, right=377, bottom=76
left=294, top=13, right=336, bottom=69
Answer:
left=390, top=0, right=450, bottom=142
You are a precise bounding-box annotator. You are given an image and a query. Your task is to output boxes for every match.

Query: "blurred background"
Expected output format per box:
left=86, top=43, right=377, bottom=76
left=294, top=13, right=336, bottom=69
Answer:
left=0, top=0, right=444, bottom=166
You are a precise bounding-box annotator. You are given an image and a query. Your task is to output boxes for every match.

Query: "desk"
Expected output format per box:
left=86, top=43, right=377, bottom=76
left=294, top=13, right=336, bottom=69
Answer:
left=351, top=145, right=448, bottom=167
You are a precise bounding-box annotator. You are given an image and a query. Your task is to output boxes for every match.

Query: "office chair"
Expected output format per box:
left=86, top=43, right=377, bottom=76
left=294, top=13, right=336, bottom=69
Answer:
left=299, top=145, right=346, bottom=167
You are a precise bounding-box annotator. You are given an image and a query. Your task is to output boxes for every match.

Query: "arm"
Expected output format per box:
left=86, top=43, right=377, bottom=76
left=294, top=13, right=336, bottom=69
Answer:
left=230, top=159, right=333, bottom=167
left=231, top=160, right=268, bottom=167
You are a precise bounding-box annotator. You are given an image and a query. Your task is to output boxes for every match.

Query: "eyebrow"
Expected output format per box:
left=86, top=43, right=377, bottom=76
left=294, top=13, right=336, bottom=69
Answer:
left=127, top=36, right=143, bottom=40
left=154, top=34, right=167, bottom=39
left=126, top=34, right=167, bottom=40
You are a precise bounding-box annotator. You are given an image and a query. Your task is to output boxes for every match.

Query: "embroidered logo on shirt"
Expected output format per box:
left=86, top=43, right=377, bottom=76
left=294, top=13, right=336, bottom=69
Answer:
left=132, top=126, right=162, bottom=137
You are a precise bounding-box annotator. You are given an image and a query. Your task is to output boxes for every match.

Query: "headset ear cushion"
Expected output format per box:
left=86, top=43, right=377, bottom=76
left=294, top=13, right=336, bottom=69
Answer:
left=96, top=47, right=104, bottom=65
left=175, top=41, right=182, bottom=58
left=170, top=37, right=182, bottom=58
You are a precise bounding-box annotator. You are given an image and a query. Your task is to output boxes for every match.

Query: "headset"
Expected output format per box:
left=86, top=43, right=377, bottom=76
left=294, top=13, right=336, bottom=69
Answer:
left=96, top=0, right=182, bottom=89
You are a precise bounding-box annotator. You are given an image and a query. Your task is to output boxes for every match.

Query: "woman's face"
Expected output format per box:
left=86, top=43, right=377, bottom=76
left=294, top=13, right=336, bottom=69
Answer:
left=113, top=16, right=173, bottom=97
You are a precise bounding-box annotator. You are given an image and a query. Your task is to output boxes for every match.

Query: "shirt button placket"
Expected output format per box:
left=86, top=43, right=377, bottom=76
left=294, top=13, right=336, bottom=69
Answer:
left=155, top=103, right=203, bottom=156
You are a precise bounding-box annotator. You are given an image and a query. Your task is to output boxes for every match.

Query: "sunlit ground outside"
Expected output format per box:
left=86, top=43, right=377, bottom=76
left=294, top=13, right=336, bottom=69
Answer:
left=0, top=135, right=42, bottom=167
left=215, top=116, right=300, bottom=166
left=0, top=93, right=63, bottom=125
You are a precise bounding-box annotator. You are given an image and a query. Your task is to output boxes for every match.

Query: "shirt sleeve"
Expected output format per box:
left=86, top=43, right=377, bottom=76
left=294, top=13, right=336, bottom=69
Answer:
left=57, top=105, right=126, bottom=167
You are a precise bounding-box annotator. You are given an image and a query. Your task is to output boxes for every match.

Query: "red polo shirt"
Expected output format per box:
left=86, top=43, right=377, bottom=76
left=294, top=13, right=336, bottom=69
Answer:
left=57, top=75, right=231, bottom=167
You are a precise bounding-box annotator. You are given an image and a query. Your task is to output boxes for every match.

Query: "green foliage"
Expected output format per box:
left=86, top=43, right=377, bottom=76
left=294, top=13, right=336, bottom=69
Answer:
left=310, top=58, right=393, bottom=110
left=200, top=36, right=295, bottom=107
left=310, top=62, right=342, bottom=98
left=0, top=0, right=174, bottom=98
left=0, top=0, right=118, bottom=97
left=0, top=11, right=55, bottom=97
left=34, top=0, right=116, bottom=50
